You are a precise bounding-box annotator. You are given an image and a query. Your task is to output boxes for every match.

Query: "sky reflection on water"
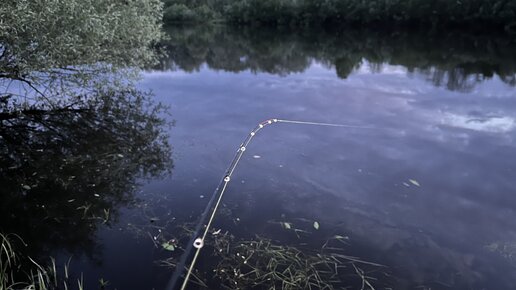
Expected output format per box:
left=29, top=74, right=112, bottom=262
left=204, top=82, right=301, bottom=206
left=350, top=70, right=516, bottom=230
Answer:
left=135, top=59, right=516, bottom=289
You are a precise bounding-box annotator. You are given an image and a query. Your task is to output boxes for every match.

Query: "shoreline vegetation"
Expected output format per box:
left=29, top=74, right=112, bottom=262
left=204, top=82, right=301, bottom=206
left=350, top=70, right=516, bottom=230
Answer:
left=163, top=0, right=516, bottom=32
left=1, top=0, right=167, bottom=289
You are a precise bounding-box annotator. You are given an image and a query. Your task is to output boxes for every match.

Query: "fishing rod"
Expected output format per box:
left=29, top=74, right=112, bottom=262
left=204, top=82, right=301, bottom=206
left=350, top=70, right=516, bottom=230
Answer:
left=166, top=118, right=372, bottom=290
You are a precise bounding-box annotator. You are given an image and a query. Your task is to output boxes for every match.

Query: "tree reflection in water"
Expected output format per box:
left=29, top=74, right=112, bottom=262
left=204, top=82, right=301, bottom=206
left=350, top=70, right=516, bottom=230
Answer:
left=160, top=25, right=516, bottom=92
left=0, top=85, right=173, bottom=263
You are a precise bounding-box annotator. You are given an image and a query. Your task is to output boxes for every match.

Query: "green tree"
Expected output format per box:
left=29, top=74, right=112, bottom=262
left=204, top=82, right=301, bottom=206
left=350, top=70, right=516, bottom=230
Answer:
left=0, top=0, right=163, bottom=86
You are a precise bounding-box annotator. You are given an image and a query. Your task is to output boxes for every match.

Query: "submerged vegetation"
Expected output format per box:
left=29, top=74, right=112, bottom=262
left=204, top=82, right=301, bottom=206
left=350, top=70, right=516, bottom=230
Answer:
left=157, top=222, right=386, bottom=290
left=212, top=237, right=381, bottom=290
left=162, top=0, right=516, bottom=32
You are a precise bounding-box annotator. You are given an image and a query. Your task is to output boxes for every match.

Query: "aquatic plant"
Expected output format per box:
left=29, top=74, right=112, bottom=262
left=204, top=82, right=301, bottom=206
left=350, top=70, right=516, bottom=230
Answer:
left=213, top=235, right=381, bottom=290
left=160, top=228, right=384, bottom=290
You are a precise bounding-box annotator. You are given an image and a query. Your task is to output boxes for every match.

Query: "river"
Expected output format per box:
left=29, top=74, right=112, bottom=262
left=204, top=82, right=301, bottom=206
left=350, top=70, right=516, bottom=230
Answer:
left=3, top=26, right=516, bottom=290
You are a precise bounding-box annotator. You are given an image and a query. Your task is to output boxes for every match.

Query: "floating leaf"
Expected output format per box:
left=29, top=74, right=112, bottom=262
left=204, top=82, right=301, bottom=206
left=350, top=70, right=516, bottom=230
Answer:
left=313, top=221, right=320, bottom=230
left=409, top=179, right=420, bottom=187
left=162, top=242, right=175, bottom=251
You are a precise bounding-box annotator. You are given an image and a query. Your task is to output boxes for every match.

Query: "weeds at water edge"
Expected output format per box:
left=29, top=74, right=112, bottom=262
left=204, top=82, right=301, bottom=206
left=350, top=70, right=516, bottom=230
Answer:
left=161, top=229, right=385, bottom=290
left=1, top=233, right=84, bottom=290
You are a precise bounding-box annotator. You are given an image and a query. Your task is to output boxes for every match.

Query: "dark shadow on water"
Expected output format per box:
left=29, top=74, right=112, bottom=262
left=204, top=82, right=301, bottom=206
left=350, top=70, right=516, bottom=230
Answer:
left=159, top=25, right=516, bottom=92
left=0, top=86, right=173, bottom=277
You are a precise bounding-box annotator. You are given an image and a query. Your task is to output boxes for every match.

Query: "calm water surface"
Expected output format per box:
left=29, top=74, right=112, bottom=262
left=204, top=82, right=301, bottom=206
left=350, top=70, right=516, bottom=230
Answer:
left=143, top=27, right=515, bottom=289
left=5, top=27, right=516, bottom=290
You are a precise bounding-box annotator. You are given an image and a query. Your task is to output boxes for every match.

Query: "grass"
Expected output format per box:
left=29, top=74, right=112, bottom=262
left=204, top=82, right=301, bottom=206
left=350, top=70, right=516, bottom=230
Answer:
left=1, top=233, right=84, bottom=290
left=160, top=228, right=386, bottom=289
left=1, top=233, right=15, bottom=289
left=214, top=235, right=381, bottom=290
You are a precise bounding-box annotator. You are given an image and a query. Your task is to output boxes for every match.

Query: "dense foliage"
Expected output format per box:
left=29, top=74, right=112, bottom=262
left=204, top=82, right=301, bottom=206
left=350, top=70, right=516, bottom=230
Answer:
left=0, top=0, right=163, bottom=83
left=162, top=0, right=516, bottom=31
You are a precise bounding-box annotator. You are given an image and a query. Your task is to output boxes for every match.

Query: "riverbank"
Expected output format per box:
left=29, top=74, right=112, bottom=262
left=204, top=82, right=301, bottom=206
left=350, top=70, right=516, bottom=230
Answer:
left=163, top=0, right=516, bottom=32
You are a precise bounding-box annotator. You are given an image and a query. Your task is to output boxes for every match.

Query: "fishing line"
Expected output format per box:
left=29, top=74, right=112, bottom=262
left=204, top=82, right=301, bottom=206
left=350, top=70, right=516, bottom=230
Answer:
left=166, top=118, right=372, bottom=290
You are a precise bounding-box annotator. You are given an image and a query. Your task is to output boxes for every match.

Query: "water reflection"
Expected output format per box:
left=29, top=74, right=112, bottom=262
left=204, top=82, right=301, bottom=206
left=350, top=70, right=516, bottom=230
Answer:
left=142, top=50, right=516, bottom=288
left=0, top=87, right=172, bottom=262
left=159, top=25, right=516, bottom=92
